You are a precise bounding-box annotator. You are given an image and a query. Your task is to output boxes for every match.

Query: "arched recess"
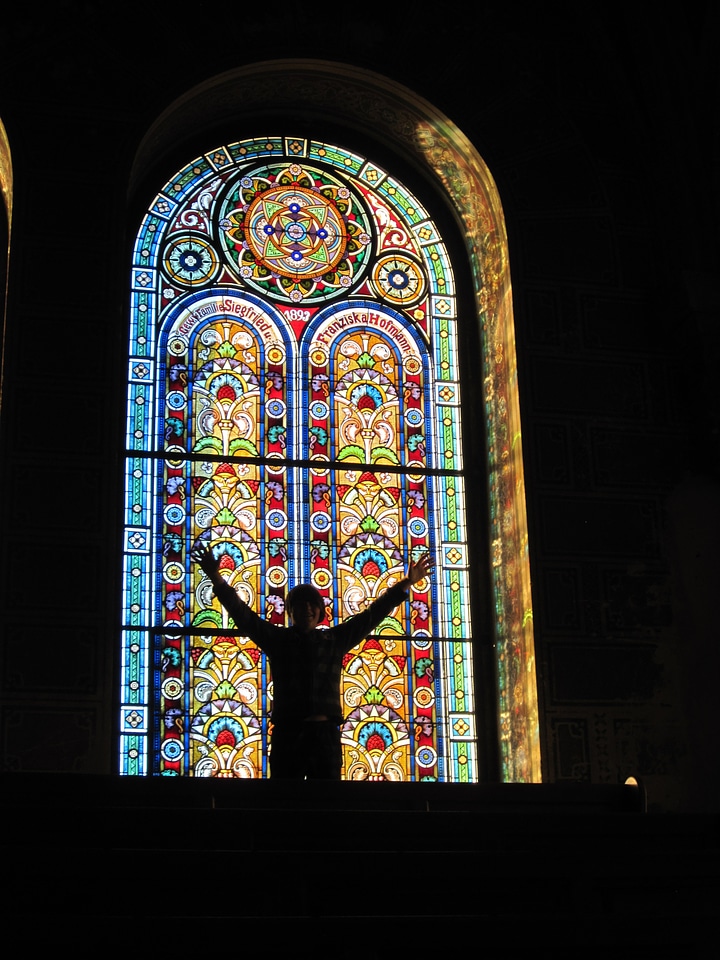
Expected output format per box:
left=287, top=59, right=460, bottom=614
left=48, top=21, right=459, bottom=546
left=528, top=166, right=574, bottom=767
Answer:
left=122, top=61, right=540, bottom=782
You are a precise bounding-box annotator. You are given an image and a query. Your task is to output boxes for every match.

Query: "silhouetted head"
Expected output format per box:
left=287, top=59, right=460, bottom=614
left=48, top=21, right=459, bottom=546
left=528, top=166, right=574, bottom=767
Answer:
left=286, top=583, right=325, bottom=630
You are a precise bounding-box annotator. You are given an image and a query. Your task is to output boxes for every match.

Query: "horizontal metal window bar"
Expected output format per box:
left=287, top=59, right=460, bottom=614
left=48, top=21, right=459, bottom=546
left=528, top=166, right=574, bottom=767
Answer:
left=125, top=449, right=464, bottom=479
left=124, top=625, right=472, bottom=644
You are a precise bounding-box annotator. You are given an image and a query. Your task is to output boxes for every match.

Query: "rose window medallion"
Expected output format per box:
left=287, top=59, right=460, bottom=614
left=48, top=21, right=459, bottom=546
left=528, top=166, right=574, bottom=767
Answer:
left=244, top=185, right=347, bottom=279
left=219, top=162, right=372, bottom=303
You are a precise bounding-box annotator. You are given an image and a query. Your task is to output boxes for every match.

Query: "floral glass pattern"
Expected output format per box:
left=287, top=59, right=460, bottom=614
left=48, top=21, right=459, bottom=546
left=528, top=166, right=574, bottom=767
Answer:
left=121, top=138, right=476, bottom=780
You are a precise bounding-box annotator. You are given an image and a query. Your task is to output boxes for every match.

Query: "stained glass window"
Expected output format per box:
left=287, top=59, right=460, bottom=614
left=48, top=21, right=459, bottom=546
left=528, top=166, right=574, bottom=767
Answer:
left=121, top=137, right=478, bottom=780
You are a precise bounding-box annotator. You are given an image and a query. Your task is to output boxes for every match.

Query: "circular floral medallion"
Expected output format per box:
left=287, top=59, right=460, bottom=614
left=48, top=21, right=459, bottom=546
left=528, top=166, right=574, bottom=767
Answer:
left=310, top=400, right=328, bottom=419
left=162, top=236, right=220, bottom=287
left=267, top=565, right=288, bottom=587
left=415, top=745, right=437, bottom=768
left=219, top=162, right=372, bottom=303
left=309, top=511, right=330, bottom=533
left=266, top=344, right=286, bottom=365
left=311, top=567, right=332, bottom=589
left=414, top=685, right=435, bottom=709
left=371, top=253, right=426, bottom=306
left=266, top=509, right=288, bottom=531
left=408, top=517, right=428, bottom=538
left=245, top=185, right=346, bottom=277
left=405, top=407, right=424, bottom=427
left=161, top=677, right=184, bottom=700
left=404, top=356, right=422, bottom=375
left=164, top=504, right=185, bottom=526
left=160, top=737, right=183, bottom=761
left=266, top=398, right=286, bottom=419
left=168, top=336, right=188, bottom=356
left=163, top=561, right=184, bottom=583
left=166, top=391, right=187, bottom=411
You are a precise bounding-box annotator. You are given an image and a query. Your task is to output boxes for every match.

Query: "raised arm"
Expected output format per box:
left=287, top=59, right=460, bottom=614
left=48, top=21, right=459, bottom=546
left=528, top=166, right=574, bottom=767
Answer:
left=190, top=543, right=277, bottom=649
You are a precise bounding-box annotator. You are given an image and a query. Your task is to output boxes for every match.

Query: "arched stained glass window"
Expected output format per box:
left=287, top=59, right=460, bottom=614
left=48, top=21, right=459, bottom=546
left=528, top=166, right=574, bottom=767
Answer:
left=121, top=137, right=477, bottom=780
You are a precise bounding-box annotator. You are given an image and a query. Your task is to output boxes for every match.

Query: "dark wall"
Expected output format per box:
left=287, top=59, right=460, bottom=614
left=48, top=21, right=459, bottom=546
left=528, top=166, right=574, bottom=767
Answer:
left=1, top=2, right=717, bottom=811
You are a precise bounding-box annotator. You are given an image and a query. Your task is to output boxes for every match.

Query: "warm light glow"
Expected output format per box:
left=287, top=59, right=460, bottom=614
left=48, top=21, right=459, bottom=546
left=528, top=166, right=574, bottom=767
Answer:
left=0, top=117, right=12, bottom=229
left=0, top=115, right=12, bottom=417
left=416, top=119, right=541, bottom=782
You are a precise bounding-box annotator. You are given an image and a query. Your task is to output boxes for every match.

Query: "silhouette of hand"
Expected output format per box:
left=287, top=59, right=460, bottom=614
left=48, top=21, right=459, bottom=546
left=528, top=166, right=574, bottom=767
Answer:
left=190, top=545, right=220, bottom=577
left=408, top=552, right=434, bottom=586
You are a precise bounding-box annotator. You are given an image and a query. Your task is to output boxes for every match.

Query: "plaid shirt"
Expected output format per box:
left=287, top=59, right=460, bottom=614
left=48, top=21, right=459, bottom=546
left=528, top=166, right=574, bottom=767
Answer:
left=213, top=580, right=408, bottom=723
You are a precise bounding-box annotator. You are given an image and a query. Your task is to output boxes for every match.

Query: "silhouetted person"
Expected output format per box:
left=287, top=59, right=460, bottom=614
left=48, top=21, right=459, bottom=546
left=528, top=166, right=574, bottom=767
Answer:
left=191, top=544, right=433, bottom=779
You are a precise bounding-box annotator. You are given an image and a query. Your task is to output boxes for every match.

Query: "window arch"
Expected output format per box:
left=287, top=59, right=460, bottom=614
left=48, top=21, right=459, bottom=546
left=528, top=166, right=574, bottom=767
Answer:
left=121, top=62, right=540, bottom=783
